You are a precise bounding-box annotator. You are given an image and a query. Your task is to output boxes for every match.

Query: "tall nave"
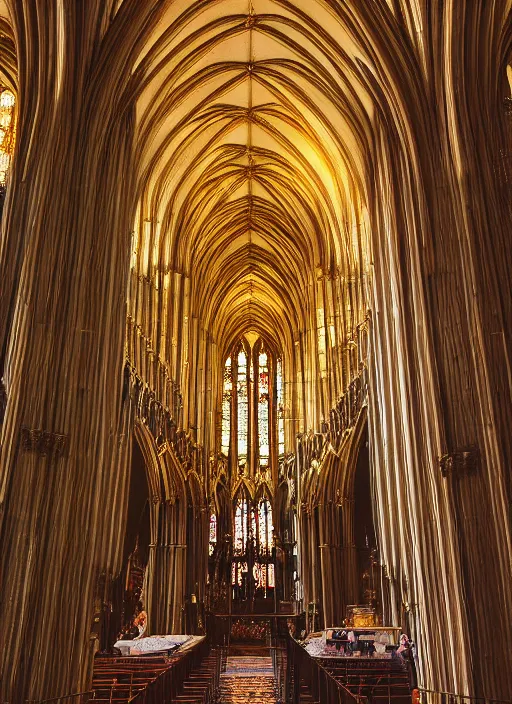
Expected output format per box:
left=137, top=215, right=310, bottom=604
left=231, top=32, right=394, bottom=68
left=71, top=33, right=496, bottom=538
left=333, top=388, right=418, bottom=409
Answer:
left=0, top=1, right=511, bottom=702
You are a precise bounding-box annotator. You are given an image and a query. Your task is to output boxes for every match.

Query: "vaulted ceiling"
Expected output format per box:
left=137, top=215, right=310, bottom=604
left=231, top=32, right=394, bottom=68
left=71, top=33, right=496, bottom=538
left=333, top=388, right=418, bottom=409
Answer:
left=132, top=0, right=374, bottom=358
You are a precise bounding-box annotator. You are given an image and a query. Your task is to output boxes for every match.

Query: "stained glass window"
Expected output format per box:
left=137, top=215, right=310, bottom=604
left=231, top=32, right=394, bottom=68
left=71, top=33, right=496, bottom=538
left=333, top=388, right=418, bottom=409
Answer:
left=232, top=561, right=248, bottom=586
left=277, top=358, right=285, bottom=455
left=237, top=350, right=248, bottom=466
left=234, top=499, right=247, bottom=556
left=0, top=88, right=15, bottom=186
left=253, top=563, right=274, bottom=594
left=258, top=499, right=273, bottom=556
left=227, top=338, right=280, bottom=601
left=221, top=357, right=232, bottom=455
left=253, top=562, right=265, bottom=589
left=258, top=351, right=269, bottom=467
left=268, top=563, right=275, bottom=588
left=209, top=514, right=217, bottom=556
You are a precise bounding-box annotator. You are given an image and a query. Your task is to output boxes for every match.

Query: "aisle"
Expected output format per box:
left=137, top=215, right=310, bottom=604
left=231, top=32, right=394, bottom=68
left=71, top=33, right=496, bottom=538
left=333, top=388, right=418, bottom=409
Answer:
left=220, top=656, right=277, bottom=702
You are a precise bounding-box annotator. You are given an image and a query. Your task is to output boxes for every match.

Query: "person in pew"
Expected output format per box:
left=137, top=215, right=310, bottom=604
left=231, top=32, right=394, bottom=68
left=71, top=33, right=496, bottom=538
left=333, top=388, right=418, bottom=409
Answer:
left=397, top=634, right=418, bottom=689
left=133, top=608, right=147, bottom=638
left=118, top=605, right=147, bottom=641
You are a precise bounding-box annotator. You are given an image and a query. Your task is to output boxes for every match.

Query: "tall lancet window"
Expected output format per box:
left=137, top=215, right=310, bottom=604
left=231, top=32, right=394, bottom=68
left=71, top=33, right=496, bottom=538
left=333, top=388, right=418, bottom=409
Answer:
left=0, top=87, right=16, bottom=200
left=209, top=513, right=217, bottom=556
left=253, top=498, right=275, bottom=595
left=257, top=499, right=273, bottom=556
left=234, top=498, right=248, bottom=556
left=277, top=358, right=285, bottom=456
left=237, top=350, right=249, bottom=467
left=220, top=337, right=284, bottom=467
left=258, top=349, right=269, bottom=467
left=221, top=357, right=232, bottom=455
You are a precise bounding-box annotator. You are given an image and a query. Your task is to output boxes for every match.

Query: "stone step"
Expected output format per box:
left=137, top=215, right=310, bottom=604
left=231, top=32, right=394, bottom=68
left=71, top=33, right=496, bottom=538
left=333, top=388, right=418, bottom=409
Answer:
left=220, top=656, right=277, bottom=703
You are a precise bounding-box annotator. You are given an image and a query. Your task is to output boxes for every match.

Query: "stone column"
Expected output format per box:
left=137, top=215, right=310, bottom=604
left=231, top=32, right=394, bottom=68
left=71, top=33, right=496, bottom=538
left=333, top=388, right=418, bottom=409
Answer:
left=0, top=2, right=166, bottom=700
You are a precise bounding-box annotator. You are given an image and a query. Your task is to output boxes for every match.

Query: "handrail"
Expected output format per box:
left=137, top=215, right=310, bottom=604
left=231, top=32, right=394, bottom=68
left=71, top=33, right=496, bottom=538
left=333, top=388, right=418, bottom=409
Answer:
left=25, top=692, right=94, bottom=704
left=419, top=689, right=512, bottom=704
left=287, top=635, right=362, bottom=704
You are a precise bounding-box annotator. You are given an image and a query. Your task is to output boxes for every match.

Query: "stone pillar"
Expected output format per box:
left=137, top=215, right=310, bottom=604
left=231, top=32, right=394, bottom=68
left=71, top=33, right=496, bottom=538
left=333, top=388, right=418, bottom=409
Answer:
left=366, top=3, right=512, bottom=693
left=0, top=3, right=165, bottom=700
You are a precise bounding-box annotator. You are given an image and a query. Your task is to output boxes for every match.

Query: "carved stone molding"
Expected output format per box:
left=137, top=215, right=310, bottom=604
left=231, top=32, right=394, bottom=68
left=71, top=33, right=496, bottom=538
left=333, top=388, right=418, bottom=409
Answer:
left=20, top=426, right=69, bottom=460
left=439, top=445, right=480, bottom=478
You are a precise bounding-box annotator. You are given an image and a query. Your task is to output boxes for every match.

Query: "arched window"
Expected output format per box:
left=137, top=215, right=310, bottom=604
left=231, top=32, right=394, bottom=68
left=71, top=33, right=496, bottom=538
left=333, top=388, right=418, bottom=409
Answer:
left=234, top=498, right=248, bottom=556
left=209, top=513, right=217, bottom=556
left=236, top=350, right=249, bottom=467
left=220, top=337, right=284, bottom=466
left=231, top=494, right=275, bottom=597
left=0, top=87, right=16, bottom=204
left=258, top=349, right=269, bottom=467
left=221, top=357, right=232, bottom=455
left=253, top=498, right=275, bottom=595
left=220, top=337, right=282, bottom=605
left=277, top=358, right=285, bottom=456
left=257, top=499, right=273, bottom=556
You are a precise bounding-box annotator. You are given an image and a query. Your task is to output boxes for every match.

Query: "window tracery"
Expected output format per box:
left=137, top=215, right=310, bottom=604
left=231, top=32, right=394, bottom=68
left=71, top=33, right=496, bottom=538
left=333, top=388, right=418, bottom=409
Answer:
left=237, top=350, right=249, bottom=467
left=209, top=513, right=217, bottom=556
left=231, top=495, right=274, bottom=597
left=221, top=357, right=232, bottom=455
left=220, top=338, right=284, bottom=467
left=219, top=337, right=283, bottom=603
left=277, top=358, right=284, bottom=456
left=258, top=350, right=269, bottom=467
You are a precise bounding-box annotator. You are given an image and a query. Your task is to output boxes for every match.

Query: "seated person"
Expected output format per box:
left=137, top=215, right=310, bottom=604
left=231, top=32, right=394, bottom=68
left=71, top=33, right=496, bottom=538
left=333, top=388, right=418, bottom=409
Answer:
left=133, top=609, right=147, bottom=639
left=118, top=608, right=147, bottom=641
left=397, top=634, right=418, bottom=689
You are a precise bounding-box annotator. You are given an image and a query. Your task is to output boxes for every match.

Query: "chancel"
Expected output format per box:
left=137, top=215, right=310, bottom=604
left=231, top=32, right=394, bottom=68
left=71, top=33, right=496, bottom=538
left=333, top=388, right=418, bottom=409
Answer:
left=0, top=1, right=511, bottom=703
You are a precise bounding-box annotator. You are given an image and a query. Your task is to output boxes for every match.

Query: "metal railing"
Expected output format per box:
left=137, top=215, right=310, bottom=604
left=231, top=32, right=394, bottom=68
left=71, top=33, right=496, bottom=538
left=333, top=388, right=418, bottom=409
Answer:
left=419, top=689, right=512, bottom=704
left=287, top=636, right=363, bottom=704
left=24, top=693, right=94, bottom=704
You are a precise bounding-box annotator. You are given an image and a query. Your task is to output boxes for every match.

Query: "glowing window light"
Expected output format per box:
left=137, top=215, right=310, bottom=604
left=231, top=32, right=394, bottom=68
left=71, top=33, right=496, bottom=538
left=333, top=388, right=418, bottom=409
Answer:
left=221, top=357, right=232, bottom=455
left=254, top=563, right=274, bottom=595
left=0, top=88, right=15, bottom=186
left=231, top=561, right=248, bottom=586
left=234, top=499, right=247, bottom=556
left=277, top=358, right=285, bottom=455
left=258, top=350, right=269, bottom=466
left=209, top=514, right=217, bottom=556
left=237, top=350, right=248, bottom=465
left=268, top=563, right=275, bottom=588
left=258, top=499, right=273, bottom=556
left=0, top=90, right=15, bottom=108
left=253, top=562, right=265, bottom=590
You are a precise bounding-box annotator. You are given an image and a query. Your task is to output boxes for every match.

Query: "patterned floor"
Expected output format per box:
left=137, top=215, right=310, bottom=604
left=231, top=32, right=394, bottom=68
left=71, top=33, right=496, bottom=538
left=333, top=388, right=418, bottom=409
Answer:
left=221, top=656, right=276, bottom=702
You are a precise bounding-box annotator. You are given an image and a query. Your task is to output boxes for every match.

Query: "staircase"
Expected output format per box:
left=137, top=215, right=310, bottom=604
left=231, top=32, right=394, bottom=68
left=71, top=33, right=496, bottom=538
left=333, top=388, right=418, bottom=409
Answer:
left=220, top=656, right=278, bottom=703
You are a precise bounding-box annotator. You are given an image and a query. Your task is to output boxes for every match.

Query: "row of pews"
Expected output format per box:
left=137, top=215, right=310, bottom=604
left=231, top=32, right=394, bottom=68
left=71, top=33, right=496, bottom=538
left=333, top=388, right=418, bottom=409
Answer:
left=92, top=639, right=221, bottom=704
left=288, top=635, right=414, bottom=704
left=321, top=657, right=411, bottom=703
left=172, top=648, right=221, bottom=704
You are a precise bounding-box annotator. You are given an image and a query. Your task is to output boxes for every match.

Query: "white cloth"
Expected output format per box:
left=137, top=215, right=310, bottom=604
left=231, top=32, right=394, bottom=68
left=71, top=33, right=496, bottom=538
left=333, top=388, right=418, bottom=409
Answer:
left=114, top=634, right=192, bottom=656
left=304, top=637, right=325, bottom=657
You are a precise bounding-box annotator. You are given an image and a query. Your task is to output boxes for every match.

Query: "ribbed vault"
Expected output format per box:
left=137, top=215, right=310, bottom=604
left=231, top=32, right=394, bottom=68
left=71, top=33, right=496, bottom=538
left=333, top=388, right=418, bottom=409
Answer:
left=130, top=0, right=371, bottom=363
